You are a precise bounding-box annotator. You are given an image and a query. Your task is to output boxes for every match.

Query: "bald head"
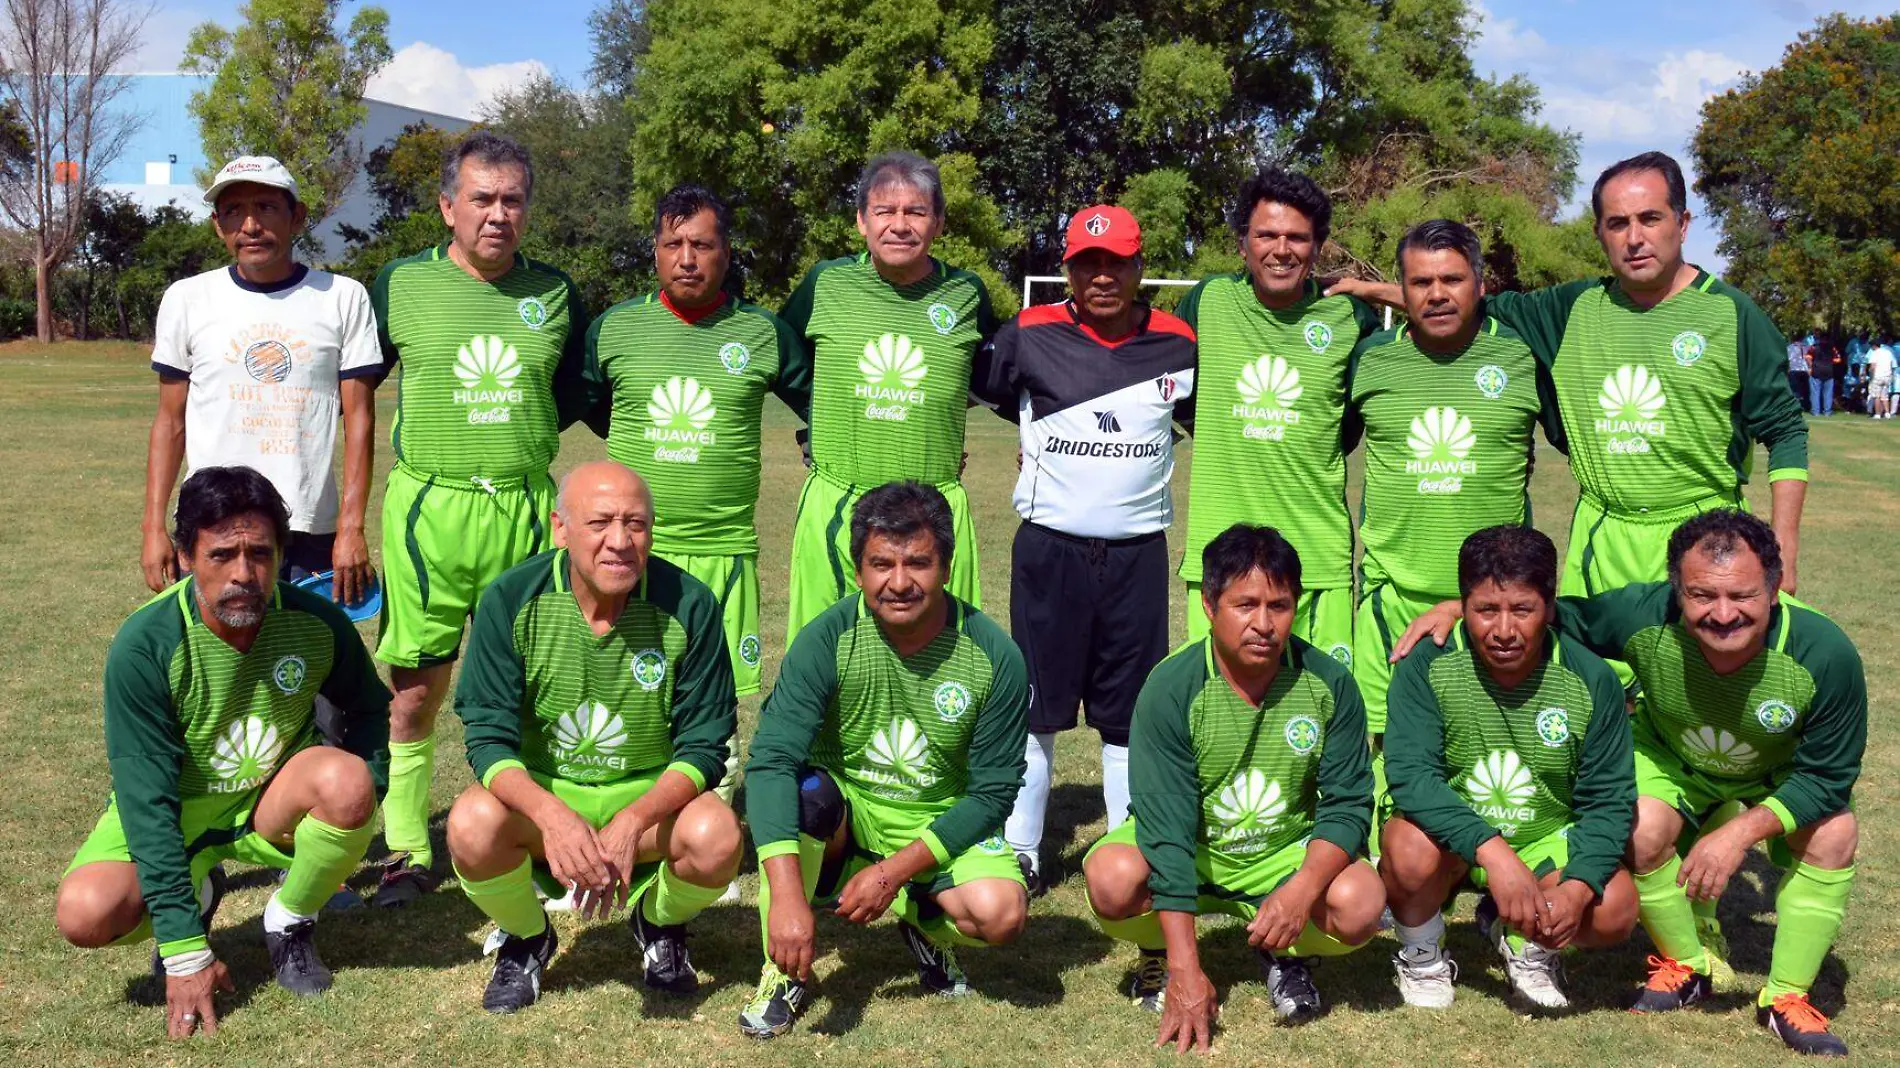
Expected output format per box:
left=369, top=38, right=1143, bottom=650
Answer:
left=553, top=461, right=654, bottom=602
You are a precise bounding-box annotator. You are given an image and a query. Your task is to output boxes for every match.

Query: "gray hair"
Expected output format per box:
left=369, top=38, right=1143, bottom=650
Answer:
left=855, top=151, right=944, bottom=218
left=441, top=131, right=535, bottom=202
left=1396, top=218, right=1483, bottom=282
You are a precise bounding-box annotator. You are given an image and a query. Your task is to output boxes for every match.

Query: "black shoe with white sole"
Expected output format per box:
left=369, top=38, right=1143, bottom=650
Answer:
left=264, top=918, right=333, bottom=996
left=482, top=922, right=557, bottom=1014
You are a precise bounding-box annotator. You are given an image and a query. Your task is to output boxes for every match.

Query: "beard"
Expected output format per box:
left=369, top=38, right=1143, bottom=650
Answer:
left=210, top=588, right=265, bottom=628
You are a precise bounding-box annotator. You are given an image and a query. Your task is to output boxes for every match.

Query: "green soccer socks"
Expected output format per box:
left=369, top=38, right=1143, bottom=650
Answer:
left=277, top=814, right=374, bottom=919
left=642, top=861, right=726, bottom=927
left=385, top=737, right=436, bottom=868
left=1634, top=855, right=1710, bottom=972
left=1761, top=862, right=1854, bottom=1005
left=458, top=857, right=549, bottom=939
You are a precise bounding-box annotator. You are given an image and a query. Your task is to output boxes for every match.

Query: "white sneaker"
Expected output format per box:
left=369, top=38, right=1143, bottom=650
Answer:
left=1499, top=937, right=1569, bottom=1011
left=1394, top=945, right=1457, bottom=1008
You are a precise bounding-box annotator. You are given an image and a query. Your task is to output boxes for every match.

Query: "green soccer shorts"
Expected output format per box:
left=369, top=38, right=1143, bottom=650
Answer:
left=1464, top=825, right=1573, bottom=890
left=1353, top=582, right=1449, bottom=736
left=828, top=779, right=1023, bottom=898
left=1087, top=817, right=1311, bottom=922
left=377, top=462, right=556, bottom=668
left=785, top=470, right=982, bottom=642
left=66, top=790, right=297, bottom=944
left=1564, top=492, right=1739, bottom=599
left=1184, top=582, right=1355, bottom=665
left=523, top=769, right=666, bottom=899
left=662, top=550, right=763, bottom=697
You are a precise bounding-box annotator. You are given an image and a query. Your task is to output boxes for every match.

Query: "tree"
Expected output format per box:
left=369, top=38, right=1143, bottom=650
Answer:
left=1693, top=14, right=1900, bottom=339
left=588, top=0, right=649, bottom=99
left=333, top=121, right=458, bottom=286
left=182, top=0, right=392, bottom=246
left=0, top=0, right=147, bottom=342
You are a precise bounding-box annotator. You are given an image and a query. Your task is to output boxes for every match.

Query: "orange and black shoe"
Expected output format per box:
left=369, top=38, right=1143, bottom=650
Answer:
left=1629, top=955, right=1712, bottom=1014
left=1758, top=994, right=1848, bottom=1057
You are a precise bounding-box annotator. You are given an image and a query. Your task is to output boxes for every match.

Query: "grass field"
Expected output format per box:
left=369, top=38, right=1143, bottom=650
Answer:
left=4, top=340, right=1896, bottom=1067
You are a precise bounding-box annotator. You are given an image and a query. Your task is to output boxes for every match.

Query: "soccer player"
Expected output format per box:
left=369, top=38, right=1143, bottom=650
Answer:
left=1335, top=152, right=1809, bottom=599
left=57, top=467, right=390, bottom=1038
left=1084, top=524, right=1381, bottom=1046
left=1345, top=220, right=1556, bottom=814
left=1381, top=526, right=1636, bottom=1012
left=142, top=156, right=381, bottom=602
left=1175, top=168, right=1383, bottom=660
left=1397, top=509, right=1865, bottom=1055
left=779, top=151, right=999, bottom=637
left=371, top=131, right=593, bottom=905
left=973, top=204, right=1197, bottom=895
left=740, top=482, right=1029, bottom=1039
left=444, top=461, right=740, bottom=1013
left=586, top=184, right=811, bottom=698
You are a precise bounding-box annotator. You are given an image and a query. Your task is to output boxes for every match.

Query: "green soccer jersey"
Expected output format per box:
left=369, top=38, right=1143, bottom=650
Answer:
left=454, top=550, right=736, bottom=790
left=586, top=293, right=812, bottom=556
left=1385, top=626, right=1633, bottom=893
left=1128, top=636, right=1373, bottom=913
left=1347, top=318, right=1552, bottom=595
left=1486, top=271, right=1809, bottom=514
left=102, top=579, right=391, bottom=955
left=372, top=245, right=591, bottom=480
left=745, top=595, right=1028, bottom=865
left=1558, top=583, right=1865, bottom=833
left=1177, top=276, right=1384, bottom=589
left=780, top=254, right=997, bottom=487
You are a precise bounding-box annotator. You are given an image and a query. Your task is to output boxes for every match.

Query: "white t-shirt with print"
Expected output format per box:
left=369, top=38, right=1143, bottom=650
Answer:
left=151, top=265, right=383, bottom=533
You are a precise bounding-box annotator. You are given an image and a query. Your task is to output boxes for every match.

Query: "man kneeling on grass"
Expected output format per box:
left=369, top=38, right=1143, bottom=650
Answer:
left=1084, top=524, right=1383, bottom=1052
left=445, top=461, right=741, bottom=1014
left=1380, top=526, right=1637, bottom=1013
left=56, top=466, right=391, bottom=1038
left=739, top=481, right=1030, bottom=1039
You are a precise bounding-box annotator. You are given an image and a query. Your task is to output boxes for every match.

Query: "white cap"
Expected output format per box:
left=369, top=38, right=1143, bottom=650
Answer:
left=203, top=155, right=298, bottom=206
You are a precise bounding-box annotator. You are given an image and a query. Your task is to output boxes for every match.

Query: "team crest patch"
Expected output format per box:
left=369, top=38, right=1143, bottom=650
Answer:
left=933, top=680, right=973, bottom=722
left=1756, top=699, right=1797, bottom=734
left=1156, top=374, right=1178, bottom=402
left=738, top=634, right=761, bottom=667
left=719, top=342, right=751, bottom=374
left=1084, top=212, right=1110, bottom=236
left=1327, top=643, right=1352, bottom=667
left=1303, top=320, right=1333, bottom=353
left=1671, top=330, right=1707, bottom=367
left=1535, top=707, right=1571, bottom=747
left=243, top=339, right=294, bottom=383
left=1475, top=364, right=1508, bottom=399
left=517, top=297, right=548, bottom=330
left=976, top=835, right=1010, bottom=856
left=1285, top=715, right=1320, bottom=755
left=272, top=656, right=307, bottom=695
left=928, top=302, right=957, bottom=335
left=631, top=649, right=668, bottom=690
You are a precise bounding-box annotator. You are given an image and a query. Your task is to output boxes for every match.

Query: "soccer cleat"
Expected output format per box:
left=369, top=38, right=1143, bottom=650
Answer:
left=1629, top=954, right=1712, bottom=1014
left=1474, top=892, right=1499, bottom=945
left=1122, top=949, right=1168, bottom=1013
left=1696, top=913, right=1737, bottom=992
left=1260, top=954, right=1323, bottom=1024
left=898, top=920, right=970, bottom=997
left=1758, top=994, right=1849, bottom=1057
left=1393, top=944, right=1458, bottom=1009
left=1497, top=937, right=1568, bottom=1012
left=482, top=923, right=557, bottom=1014
left=151, top=865, right=228, bottom=981
left=628, top=901, right=698, bottom=994
left=373, top=854, right=441, bottom=908
left=738, top=963, right=810, bottom=1039
left=1017, top=851, right=1062, bottom=898
left=264, top=918, right=333, bottom=997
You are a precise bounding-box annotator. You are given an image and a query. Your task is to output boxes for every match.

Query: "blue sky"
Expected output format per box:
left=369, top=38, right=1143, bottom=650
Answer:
left=139, top=1, right=1898, bottom=270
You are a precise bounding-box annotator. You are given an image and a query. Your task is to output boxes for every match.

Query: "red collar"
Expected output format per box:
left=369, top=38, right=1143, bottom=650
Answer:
left=660, top=290, right=727, bottom=324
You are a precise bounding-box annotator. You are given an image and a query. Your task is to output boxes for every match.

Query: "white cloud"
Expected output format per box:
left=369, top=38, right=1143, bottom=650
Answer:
left=1538, top=50, right=1748, bottom=145
left=1468, top=2, right=1554, bottom=68
left=365, top=42, right=548, bottom=121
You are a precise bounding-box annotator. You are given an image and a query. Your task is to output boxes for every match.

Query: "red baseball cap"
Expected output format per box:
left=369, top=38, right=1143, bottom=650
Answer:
left=1064, top=205, right=1141, bottom=261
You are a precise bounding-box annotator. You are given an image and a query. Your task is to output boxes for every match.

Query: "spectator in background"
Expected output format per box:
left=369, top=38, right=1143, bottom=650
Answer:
left=1787, top=336, right=1810, bottom=411
left=1809, top=338, right=1839, bottom=417
left=1870, top=338, right=1896, bottom=420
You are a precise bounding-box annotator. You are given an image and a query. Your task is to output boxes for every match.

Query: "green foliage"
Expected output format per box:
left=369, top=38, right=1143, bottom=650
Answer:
left=0, top=297, right=32, bottom=340
left=1120, top=169, right=1195, bottom=276
left=1693, top=13, right=1900, bottom=337
left=588, top=0, right=651, bottom=99
left=183, top=0, right=393, bottom=240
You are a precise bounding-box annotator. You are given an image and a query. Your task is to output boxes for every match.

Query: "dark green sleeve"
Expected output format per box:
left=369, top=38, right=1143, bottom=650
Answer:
left=1350, top=294, right=1384, bottom=341
left=1310, top=652, right=1374, bottom=857
left=1555, top=582, right=1673, bottom=662
left=1174, top=279, right=1210, bottom=331
left=1129, top=650, right=1207, bottom=913
left=453, top=581, right=531, bottom=787
left=1483, top=280, right=1593, bottom=369
left=552, top=277, right=595, bottom=431
left=578, top=310, right=611, bottom=439
left=744, top=606, right=845, bottom=858
left=1533, top=348, right=1569, bottom=454
left=662, top=577, right=737, bottom=792
left=370, top=263, right=398, bottom=366
left=922, top=614, right=1027, bottom=863
left=307, top=596, right=392, bottom=795
left=969, top=317, right=1020, bottom=409
left=972, top=272, right=999, bottom=340
left=1562, top=643, right=1635, bottom=895
left=1731, top=290, right=1809, bottom=479
left=100, top=609, right=204, bottom=956
left=763, top=306, right=812, bottom=423
left=1384, top=648, right=1500, bottom=865
left=777, top=263, right=821, bottom=344
left=1766, top=622, right=1866, bottom=831
left=1340, top=334, right=1381, bottom=455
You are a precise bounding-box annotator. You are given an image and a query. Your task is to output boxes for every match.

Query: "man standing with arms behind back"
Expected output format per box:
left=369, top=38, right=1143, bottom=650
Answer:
left=779, top=151, right=998, bottom=639
left=370, top=131, right=594, bottom=905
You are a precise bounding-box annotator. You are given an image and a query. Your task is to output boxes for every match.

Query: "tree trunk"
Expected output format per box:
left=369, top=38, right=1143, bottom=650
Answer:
left=35, top=254, right=53, bottom=344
